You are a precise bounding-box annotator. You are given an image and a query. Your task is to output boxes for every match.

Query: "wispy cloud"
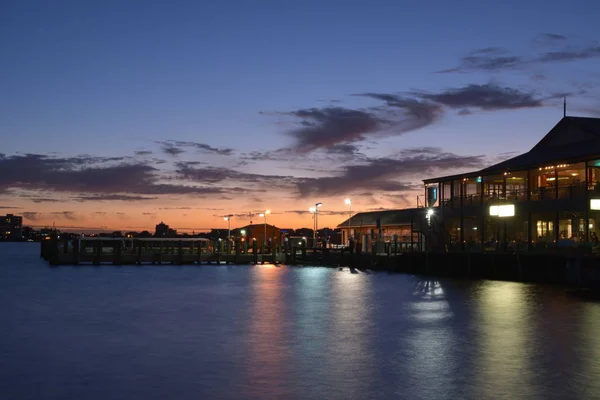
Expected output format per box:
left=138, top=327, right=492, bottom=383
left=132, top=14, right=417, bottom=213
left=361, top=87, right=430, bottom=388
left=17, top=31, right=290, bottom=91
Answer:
left=437, top=47, right=523, bottom=73
left=23, top=212, right=42, bottom=221
left=74, top=194, right=158, bottom=201
left=156, top=140, right=234, bottom=157
left=438, top=34, right=600, bottom=73
left=296, top=147, right=485, bottom=197
left=0, top=154, right=240, bottom=199
left=416, top=84, right=544, bottom=111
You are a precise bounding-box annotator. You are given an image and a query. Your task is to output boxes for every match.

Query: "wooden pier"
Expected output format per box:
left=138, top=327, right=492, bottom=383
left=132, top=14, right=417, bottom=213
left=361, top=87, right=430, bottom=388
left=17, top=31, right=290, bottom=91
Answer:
left=39, top=235, right=600, bottom=290
left=40, top=237, right=292, bottom=265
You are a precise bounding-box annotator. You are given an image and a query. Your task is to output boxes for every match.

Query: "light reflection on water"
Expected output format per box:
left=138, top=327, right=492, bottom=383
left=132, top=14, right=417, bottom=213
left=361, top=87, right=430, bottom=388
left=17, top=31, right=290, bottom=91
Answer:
left=2, top=243, right=600, bottom=400
left=472, top=282, right=538, bottom=399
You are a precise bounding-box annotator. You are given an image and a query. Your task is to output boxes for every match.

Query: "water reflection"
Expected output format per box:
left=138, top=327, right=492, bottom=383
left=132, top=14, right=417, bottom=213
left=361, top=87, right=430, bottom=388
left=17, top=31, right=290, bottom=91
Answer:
left=575, top=302, right=600, bottom=398
left=290, top=267, right=330, bottom=396
left=325, top=269, right=375, bottom=395
left=401, top=280, right=458, bottom=399
left=242, top=265, right=292, bottom=398
left=471, top=281, right=538, bottom=399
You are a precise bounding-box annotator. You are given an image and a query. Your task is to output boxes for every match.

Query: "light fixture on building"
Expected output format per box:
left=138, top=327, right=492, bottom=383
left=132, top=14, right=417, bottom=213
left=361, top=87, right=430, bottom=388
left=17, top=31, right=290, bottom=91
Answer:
left=489, top=204, right=515, bottom=217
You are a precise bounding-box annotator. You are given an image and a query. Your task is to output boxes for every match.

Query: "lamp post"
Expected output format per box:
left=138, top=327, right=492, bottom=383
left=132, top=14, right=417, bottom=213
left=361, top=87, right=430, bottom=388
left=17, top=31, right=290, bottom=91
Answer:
left=309, top=202, right=322, bottom=246
left=345, top=198, right=352, bottom=243
left=224, top=215, right=233, bottom=240
left=224, top=215, right=233, bottom=253
left=258, top=210, right=270, bottom=247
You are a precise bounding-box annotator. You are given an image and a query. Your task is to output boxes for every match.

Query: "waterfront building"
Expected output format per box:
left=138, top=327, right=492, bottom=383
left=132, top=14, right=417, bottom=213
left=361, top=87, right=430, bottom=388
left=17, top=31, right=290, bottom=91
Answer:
left=422, top=116, right=600, bottom=252
left=1, top=214, right=23, bottom=241
left=338, top=209, right=423, bottom=251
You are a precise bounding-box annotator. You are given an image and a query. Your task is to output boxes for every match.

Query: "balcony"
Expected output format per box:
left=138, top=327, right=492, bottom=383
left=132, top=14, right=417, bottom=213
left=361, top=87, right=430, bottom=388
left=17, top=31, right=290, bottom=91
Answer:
left=441, top=183, right=590, bottom=211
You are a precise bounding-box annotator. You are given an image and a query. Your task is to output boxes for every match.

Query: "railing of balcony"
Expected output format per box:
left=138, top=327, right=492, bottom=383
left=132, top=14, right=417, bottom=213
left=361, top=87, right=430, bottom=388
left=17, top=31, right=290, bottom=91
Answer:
left=440, top=183, right=590, bottom=208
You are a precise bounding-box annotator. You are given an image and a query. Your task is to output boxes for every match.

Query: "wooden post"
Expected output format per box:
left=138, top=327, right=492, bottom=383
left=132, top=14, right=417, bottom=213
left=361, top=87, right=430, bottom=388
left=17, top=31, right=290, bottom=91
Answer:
left=177, top=241, right=183, bottom=264
left=460, top=179, right=465, bottom=251
left=93, top=241, right=101, bottom=265
left=114, top=241, right=121, bottom=265
left=137, top=242, right=142, bottom=264
left=73, top=239, right=79, bottom=265
left=585, top=161, right=590, bottom=242
left=527, top=211, right=532, bottom=252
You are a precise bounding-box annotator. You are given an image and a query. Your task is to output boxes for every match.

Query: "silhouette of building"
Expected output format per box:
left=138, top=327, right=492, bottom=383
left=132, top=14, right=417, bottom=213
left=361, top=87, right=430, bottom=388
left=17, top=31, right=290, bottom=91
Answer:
left=1, top=214, right=23, bottom=241
left=154, top=221, right=169, bottom=237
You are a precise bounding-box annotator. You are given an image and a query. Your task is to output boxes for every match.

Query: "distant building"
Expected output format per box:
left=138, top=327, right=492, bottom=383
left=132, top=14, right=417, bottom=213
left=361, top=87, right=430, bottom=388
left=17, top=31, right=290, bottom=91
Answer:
left=238, top=223, right=281, bottom=245
left=338, top=209, right=422, bottom=250
left=155, top=222, right=169, bottom=237
left=1, top=214, right=23, bottom=241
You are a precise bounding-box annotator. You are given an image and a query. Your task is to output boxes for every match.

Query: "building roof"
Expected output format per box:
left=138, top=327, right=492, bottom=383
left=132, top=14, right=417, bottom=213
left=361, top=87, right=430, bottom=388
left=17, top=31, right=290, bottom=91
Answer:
left=337, top=208, right=422, bottom=228
left=424, top=116, right=600, bottom=183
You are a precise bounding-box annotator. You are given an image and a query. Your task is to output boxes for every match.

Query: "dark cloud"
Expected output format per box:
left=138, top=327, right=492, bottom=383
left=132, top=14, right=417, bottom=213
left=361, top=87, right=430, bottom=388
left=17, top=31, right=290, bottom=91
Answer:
left=356, top=93, right=444, bottom=130
left=0, top=154, right=234, bottom=197
left=534, top=33, right=569, bottom=45
left=23, top=212, right=42, bottom=220
left=440, top=35, right=599, bottom=73
left=541, top=33, right=568, bottom=41
left=296, top=147, right=485, bottom=197
left=417, top=84, right=544, bottom=110
left=270, top=96, right=444, bottom=153
left=160, top=143, right=186, bottom=156
left=534, top=44, right=600, bottom=63
left=50, top=211, right=78, bottom=220
left=135, top=150, right=153, bottom=156
left=268, top=84, right=542, bottom=156
left=29, top=198, right=61, bottom=203
left=157, top=140, right=234, bottom=157
left=437, top=47, right=522, bottom=73
left=74, top=194, right=158, bottom=201
left=285, top=210, right=351, bottom=216
left=279, top=107, right=384, bottom=153
left=173, top=162, right=298, bottom=187
left=0, top=206, right=22, bottom=209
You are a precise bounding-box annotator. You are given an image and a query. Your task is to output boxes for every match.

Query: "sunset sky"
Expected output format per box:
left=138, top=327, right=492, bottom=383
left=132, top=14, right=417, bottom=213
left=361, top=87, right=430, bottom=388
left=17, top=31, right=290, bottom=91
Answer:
left=2, top=0, right=600, bottom=232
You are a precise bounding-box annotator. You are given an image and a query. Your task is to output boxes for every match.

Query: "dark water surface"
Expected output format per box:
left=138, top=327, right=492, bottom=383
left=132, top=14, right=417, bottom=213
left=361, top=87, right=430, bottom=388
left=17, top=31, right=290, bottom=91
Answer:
left=2, top=243, right=600, bottom=400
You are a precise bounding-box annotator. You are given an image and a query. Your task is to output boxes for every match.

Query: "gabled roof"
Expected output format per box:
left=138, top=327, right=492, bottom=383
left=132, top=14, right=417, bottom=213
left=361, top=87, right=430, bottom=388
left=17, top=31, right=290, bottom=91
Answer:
left=337, top=208, right=421, bottom=228
left=424, top=116, right=600, bottom=183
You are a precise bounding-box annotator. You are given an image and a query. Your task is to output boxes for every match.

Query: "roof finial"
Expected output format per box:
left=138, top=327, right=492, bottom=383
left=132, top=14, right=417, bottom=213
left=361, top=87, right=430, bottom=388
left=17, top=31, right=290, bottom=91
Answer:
left=564, top=96, right=567, bottom=117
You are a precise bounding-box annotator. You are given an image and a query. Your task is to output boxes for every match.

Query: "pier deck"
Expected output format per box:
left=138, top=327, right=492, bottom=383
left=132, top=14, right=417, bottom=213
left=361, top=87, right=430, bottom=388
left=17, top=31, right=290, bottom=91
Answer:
left=38, top=236, right=600, bottom=289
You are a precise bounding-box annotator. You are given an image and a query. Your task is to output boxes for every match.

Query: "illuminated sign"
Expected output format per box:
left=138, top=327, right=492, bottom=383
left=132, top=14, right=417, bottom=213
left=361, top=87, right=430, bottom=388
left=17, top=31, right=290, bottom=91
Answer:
left=591, top=199, right=600, bottom=210
left=489, top=204, right=515, bottom=217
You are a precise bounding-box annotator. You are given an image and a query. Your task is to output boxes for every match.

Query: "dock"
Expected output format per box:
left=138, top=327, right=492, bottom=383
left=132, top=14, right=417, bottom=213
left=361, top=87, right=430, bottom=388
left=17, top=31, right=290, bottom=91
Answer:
left=39, top=235, right=600, bottom=290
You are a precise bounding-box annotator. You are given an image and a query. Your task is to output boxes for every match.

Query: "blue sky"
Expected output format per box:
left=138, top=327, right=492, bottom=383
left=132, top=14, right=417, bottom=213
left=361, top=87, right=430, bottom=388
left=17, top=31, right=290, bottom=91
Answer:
left=1, top=0, right=599, bottom=230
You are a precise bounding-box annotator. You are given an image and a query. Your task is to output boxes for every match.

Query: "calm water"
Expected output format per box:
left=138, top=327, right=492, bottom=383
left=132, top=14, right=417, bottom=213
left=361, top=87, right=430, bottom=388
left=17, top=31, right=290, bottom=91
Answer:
left=1, top=243, right=600, bottom=400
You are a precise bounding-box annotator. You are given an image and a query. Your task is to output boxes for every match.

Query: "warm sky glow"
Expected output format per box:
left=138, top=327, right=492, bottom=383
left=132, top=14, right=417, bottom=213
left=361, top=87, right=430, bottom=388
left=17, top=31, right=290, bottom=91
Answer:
left=1, top=0, right=599, bottom=232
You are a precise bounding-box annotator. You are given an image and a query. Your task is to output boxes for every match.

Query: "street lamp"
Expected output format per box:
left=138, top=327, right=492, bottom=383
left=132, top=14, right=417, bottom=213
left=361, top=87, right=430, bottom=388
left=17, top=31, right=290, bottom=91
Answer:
left=310, top=202, right=322, bottom=246
left=258, top=209, right=270, bottom=246
left=345, top=198, right=352, bottom=242
left=224, top=215, right=233, bottom=239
